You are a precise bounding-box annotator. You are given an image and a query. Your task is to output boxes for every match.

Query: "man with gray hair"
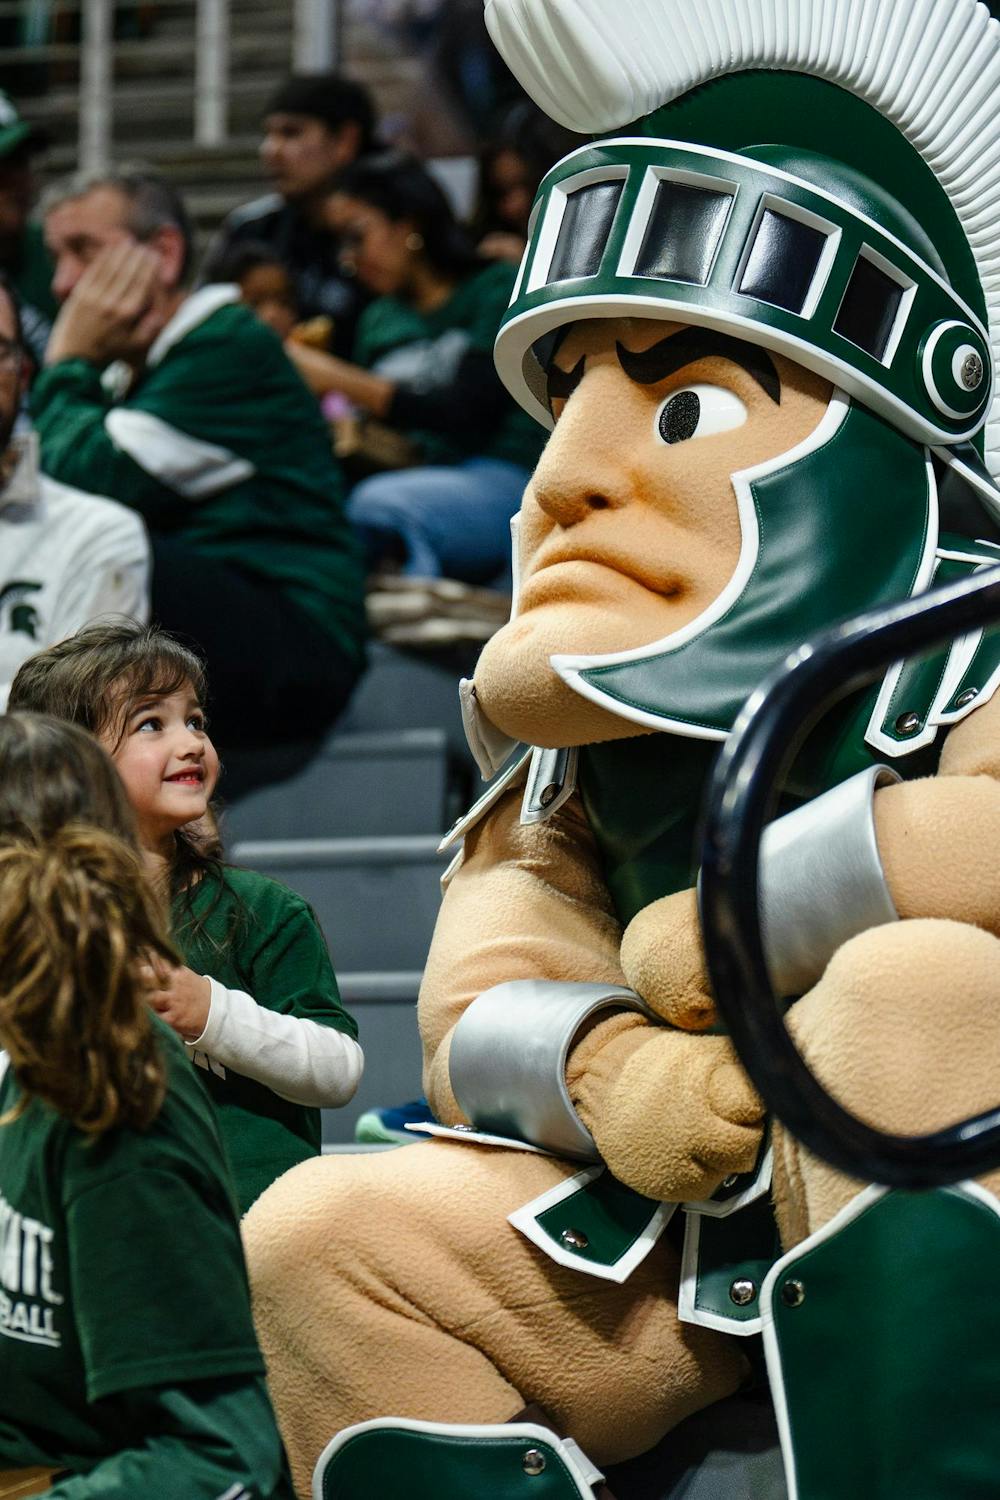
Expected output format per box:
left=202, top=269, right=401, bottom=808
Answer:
left=32, top=168, right=367, bottom=750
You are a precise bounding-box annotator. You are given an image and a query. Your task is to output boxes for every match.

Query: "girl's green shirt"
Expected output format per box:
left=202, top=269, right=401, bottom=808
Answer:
left=173, top=865, right=357, bottom=1214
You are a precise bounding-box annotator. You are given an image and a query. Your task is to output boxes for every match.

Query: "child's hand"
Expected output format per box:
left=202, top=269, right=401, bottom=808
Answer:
left=139, top=957, right=212, bottom=1041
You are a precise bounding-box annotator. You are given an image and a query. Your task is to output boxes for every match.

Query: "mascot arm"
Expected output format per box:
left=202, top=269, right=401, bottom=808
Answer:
left=566, top=1015, right=764, bottom=1201
left=874, top=692, right=1000, bottom=932
left=618, top=887, right=718, bottom=1031
left=617, top=693, right=1000, bottom=1037
left=420, top=786, right=762, bottom=1198
left=419, top=786, right=626, bottom=1124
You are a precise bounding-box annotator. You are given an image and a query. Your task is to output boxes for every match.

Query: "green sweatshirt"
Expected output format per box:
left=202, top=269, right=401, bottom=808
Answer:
left=353, top=259, right=544, bottom=471
left=30, top=286, right=366, bottom=669
left=0, top=1026, right=293, bottom=1497
left=174, top=865, right=359, bottom=1214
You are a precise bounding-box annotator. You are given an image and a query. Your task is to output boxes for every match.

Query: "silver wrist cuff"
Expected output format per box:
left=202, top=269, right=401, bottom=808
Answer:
left=449, top=979, right=650, bottom=1161
left=759, top=765, right=900, bottom=998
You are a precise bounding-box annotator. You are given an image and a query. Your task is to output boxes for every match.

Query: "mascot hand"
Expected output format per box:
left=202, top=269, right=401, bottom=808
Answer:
left=568, top=1013, right=765, bottom=1201
left=620, top=888, right=717, bottom=1030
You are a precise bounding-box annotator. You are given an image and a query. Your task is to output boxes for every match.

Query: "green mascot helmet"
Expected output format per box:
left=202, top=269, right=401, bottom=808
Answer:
left=485, top=0, right=1000, bottom=763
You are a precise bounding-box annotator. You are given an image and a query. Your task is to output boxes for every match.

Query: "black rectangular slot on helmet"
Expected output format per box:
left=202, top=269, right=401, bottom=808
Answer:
left=833, top=253, right=905, bottom=361
left=633, top=181, right=733, bottom=284
left=737, top=205, right=827, bottom=313
left=548, top=180, right=624, bottom=282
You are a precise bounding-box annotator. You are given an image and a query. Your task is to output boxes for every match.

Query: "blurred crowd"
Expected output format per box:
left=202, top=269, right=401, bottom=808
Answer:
left=0, top=55, right=577, bottom=757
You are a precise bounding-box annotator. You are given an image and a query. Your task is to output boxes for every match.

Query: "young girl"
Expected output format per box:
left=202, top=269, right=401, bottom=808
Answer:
left=9, top=622, right=363, bottom=1214
left=0, top=711, right=293, bottom=1497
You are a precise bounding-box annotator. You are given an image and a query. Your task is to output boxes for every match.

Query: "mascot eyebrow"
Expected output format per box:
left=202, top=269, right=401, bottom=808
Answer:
left=546, top=327, right=782, bottom=409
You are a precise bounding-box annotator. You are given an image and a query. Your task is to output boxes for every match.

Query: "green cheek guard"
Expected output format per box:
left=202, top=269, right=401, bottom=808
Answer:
left=495, top=138, right=992, bottom=448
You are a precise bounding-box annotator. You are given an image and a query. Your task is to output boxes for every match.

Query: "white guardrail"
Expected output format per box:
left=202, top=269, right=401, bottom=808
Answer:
left=73, top=0, right=340, bottom=169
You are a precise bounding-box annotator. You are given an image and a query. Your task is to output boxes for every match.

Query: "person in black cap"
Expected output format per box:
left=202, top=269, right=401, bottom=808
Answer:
left=204, top=74, right=377, bottom=357
left=0, top=91, right=56, bottom=368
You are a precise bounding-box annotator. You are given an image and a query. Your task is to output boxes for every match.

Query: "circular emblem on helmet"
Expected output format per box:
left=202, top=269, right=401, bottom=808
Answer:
left=957, top=348, right=984, bottom=391
left=920, top=320, right=992, bottom=423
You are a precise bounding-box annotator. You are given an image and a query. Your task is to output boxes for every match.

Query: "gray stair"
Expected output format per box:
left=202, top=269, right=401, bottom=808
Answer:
left=224, top=645, right=478, bottom=1139
left=222, top=727, right=451, bottom=842
left=339, top=642, right=479, bottom=760
left=230, top=834, right=449, bottom=973
left=322, top=969, right=424, bottom=1145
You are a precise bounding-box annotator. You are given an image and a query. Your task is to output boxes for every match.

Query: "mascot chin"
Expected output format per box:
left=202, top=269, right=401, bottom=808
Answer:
left=244, top=3, right=1000, bottom=1496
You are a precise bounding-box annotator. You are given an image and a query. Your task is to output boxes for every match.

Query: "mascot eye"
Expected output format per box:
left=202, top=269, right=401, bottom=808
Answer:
left=655, top=384, right=748, bottom=444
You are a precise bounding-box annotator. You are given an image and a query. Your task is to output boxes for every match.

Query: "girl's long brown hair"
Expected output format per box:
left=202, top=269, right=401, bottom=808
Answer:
left=8, top=620, right=225, bottom=930
left=0, top=714, right=177, bottom=1134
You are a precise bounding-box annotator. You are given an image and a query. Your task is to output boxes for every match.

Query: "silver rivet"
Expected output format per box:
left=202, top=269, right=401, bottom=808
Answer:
left=560, top=1226, right=589, bottom=1250
left=782, top=1278, right=806, bottom=1308
left=722, top=1174, right=739, bottom=1189
left=960, top=351, right=984, bottom=390
left=539, top=783, right=559, bottom=807
left=955, top=688, right=979, bottom=709
left=522, top=1449, right=547, bottom=1476
left=729, top=1277, right=757, bottom=1307
left=452, top=1123, right=474, bottom=1131
left=894, top=711, right=922, bottom=736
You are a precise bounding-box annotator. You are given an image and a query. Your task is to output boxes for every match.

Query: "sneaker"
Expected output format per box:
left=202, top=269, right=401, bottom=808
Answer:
left=354, top=1097, right=436, bottom=1145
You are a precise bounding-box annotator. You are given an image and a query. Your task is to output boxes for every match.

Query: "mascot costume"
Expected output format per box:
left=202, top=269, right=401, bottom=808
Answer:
left=244, top=2, right=1000, bottom=1495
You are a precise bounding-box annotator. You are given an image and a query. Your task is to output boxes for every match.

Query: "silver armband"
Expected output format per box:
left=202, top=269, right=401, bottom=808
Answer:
left=759, top=764, right=901, bottom=998
left=449, top=980, right=650, bottom=1161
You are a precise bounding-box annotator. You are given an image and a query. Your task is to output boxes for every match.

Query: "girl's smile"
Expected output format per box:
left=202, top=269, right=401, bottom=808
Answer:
left=105, top=681, right=219, bottom=851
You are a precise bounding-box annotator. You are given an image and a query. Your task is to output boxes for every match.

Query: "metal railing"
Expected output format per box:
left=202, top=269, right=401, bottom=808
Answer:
left=3, top=0, right=341, bottom=170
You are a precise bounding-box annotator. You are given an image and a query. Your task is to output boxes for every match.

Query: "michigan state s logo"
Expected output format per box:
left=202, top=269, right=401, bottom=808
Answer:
left=0, top=581, right=42, bottom=640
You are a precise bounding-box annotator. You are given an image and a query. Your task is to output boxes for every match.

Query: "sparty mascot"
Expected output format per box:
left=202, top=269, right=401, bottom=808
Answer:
left=243, top=1, right=1000, bottom=1495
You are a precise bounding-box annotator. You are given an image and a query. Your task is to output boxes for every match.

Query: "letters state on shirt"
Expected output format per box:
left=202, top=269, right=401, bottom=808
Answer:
left=0, top=1190, right=63, bottom=1349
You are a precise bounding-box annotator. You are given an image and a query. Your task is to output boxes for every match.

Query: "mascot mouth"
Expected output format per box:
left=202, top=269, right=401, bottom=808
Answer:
left=518, top=553, right=685, bottom=609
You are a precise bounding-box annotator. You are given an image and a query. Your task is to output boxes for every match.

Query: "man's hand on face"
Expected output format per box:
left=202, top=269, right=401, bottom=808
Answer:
left=45, top=240, right=165, bottom=367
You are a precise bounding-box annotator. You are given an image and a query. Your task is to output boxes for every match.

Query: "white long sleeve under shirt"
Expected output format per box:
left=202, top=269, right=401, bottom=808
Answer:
left=186, top=977, right=364, bottom=1108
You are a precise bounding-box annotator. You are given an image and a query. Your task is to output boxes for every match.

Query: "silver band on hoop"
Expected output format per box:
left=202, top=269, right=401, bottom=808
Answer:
left=759, top=764, right=900, bottom=998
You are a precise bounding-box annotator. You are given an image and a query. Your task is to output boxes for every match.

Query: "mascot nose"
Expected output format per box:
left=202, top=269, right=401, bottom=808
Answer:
left=531, top=413, right=632, bottom=528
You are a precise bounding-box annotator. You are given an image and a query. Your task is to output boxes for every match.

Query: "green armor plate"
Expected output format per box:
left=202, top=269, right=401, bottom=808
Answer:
left=509, top=1165, right=673, bottom=1283
left=680, top=1194, right=783, bottom=1335
left=315, top=1420, right=603, bottom=1500
left=762, top=1184, right=1000, bottom=1499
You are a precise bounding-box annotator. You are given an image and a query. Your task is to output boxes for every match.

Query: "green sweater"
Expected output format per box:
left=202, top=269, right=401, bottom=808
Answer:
left=0, top=1028, right=293, bottom=1497
left=31, top=286, right=366, bottom=668
left=354, top=259, right=544, bottom=471
left=174, top=865, right=358, bottom=1214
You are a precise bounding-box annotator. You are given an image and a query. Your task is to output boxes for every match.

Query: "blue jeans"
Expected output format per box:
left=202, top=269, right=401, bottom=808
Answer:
left=346, top=457, right=529, bottom=584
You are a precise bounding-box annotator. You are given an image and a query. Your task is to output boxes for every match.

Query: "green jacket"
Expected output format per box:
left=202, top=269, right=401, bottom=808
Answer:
left=31, top=286, right=366, bottom=667
left=354, top=259, right=544, bottom=471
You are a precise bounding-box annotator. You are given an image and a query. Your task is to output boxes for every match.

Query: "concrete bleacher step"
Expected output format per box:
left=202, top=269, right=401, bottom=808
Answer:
left=222, top=727, right=452, bottom=842
left=338, top=641, right=479, bottom=758
left=323, top=969, right=424, bottom=1145
left=231, top=834, right=450, bottom=973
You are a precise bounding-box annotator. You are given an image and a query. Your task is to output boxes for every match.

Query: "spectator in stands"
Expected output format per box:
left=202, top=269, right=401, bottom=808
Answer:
left=0, top=91, right=56, bottom=367
left=0, top=273, right=148, bottom=709
left=0, top=712, right=295, bottom=1498
left=207, top=75, right=378, bottom=357
left=10, top=621, right=363, bottom=1214
left=207, top=238, right=341, bottom=357
left=473, top=100, right=578, bottom=266
left=286, top=151, right=544, bottom=587
left=207, top=238, right=302, bottom=340
left=33, top=168, right=367, bottom=751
